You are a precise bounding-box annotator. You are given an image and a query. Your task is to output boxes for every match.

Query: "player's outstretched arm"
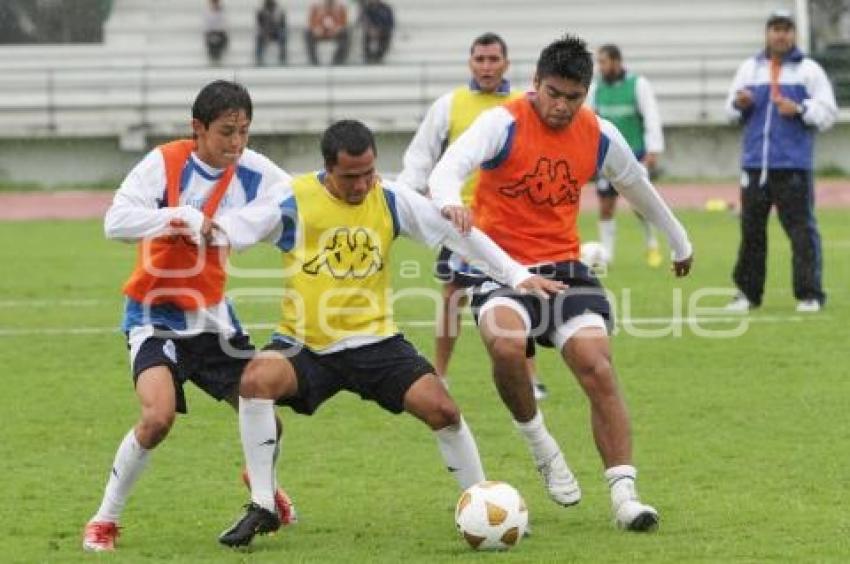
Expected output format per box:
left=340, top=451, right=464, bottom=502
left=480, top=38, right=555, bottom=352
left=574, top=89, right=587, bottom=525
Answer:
left=388, top=185, right=559, bottom=291
left=213, top=173, right=291, bottom=251
left=598, top=119, right=693, bottom=273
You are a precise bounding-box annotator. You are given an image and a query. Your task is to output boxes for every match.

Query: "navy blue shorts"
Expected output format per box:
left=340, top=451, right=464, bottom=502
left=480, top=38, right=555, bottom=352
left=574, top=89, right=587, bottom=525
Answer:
left=130, top=330, right=254, bottom=414
left=471, top=261, right=613, bottom=354
left=264, top=334, right=434, bottom=415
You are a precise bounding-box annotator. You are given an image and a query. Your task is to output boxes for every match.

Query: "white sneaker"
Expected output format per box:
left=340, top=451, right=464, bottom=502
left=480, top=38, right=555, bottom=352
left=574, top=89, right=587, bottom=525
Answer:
left=537, top=451, right=581, bottom=506
left=796, top=299, right=821, bottom=313
left=725, top=292, right=753, bottom=312
left=614, top=499, right=659, bottom=532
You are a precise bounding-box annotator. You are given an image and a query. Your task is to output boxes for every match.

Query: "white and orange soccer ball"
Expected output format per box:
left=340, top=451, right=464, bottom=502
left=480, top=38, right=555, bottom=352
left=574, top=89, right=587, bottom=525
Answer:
left=455, top=481, right=529, bottom=551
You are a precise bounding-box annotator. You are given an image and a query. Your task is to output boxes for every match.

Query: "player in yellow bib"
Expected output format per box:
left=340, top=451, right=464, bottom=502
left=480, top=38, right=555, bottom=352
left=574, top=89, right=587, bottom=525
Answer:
left=219, top=120, right=563, bottom=547
left=396, top=33, right=548, bottom=399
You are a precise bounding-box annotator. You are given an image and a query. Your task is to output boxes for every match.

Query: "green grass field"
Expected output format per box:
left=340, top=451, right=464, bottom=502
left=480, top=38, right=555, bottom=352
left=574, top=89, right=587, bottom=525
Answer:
left=1, top=209, right=849, bottom=563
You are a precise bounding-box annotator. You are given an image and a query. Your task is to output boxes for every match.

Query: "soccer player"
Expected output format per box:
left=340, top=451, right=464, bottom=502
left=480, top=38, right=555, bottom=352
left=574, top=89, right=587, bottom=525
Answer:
left=430, top=35, right=693, bottom=531
left=396, top=32, right=547, bottom=399
left=83, top=80, right=295, bottom=552
left=218, top=119, right=563, bottom=547
left=588, top=44, right=665, bottom=267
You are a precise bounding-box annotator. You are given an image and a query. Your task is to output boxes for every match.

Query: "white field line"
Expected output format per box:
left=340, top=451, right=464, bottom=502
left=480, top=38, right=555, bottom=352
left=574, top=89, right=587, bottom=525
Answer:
left=3, top=288, right=847, bottom=309
left=0, top=315, right=829, bottom=337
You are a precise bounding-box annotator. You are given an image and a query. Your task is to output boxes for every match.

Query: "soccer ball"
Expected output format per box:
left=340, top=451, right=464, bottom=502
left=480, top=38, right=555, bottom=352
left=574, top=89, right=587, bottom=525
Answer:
left=580, top=240, right=610, bottom=267
left=455, top=481, right=529, bottom=551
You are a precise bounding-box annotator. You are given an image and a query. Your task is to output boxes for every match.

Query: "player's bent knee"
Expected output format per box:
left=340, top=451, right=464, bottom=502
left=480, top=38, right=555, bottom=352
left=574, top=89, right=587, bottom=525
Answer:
left=576, top=356, right=616, bottom=395
left=138, top=410, right=175, bottom=448
left=487, top=336, right=526, bottom=364
left=427, top=398, right=461, bottom=430
left=240, top=355, right=294, bottom=400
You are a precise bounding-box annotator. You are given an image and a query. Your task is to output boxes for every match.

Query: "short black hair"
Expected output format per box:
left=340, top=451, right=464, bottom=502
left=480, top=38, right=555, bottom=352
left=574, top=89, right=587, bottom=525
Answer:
left=470, top=32, right=508, bottom=58
left=192, top=80, right=253, bottom=128
left=321, top=120, right=377, bottom=169
left=598, top=43, right=622, bottom=62
left=536, top=34, right=593, bottom=88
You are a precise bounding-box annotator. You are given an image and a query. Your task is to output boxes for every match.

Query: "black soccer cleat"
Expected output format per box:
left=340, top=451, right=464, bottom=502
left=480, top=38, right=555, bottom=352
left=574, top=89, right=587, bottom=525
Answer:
left=219, top=502, right=281, bottom=547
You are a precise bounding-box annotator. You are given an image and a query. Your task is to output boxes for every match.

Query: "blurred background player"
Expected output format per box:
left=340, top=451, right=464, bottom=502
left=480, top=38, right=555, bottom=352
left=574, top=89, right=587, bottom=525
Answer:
left=218, top=119, right=562, bottom=547
left=724, top=9, right=837, bottom=313
left=82, top=81, right=295, bottom=552
left=588, top=44, right=665, bottom=267
left=430, top=35, right=693, bottom=531
left=396, top=32, right=547, bottom=400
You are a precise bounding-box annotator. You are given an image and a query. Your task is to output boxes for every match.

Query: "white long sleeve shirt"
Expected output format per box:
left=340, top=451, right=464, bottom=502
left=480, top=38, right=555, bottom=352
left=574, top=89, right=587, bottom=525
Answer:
left=105, top=147, right=289, bottom=251
left=107, top=147, right=290, bottom=337
left=395, top=92, right=453, bottom=194
left=429, top=105, right=692, bottom=262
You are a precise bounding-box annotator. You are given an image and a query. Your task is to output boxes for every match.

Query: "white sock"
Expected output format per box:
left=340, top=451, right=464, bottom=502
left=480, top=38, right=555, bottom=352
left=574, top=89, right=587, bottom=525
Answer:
left=91, top=429, right=150, bottom=523
left=434, top=416, right=485, bottom=490
left=514, top=410, right=560, bottom=466
left=638, top=216, right=658, bottom=249
left=604, top=464, right=638, bottom=507
left=240, top=397, right=278, bottom=512
left=598, top=219, right=616, bottom=261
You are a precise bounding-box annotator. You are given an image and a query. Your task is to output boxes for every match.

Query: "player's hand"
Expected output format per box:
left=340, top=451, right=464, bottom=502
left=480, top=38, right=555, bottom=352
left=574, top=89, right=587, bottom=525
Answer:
left=516, top=275, right=568, bottom=298
left=672, top=254, right=693, bottom=278
left=200, top=216, right=219, bottom=244
left=642, top=152, right=659, bottom=171
left=441, top=205, right=473, bottom=235
left=734, top=89, right=754, bottom=110
left=166, top=218, right=192, bottom=243
left=774, top=96, right=800, bottom=117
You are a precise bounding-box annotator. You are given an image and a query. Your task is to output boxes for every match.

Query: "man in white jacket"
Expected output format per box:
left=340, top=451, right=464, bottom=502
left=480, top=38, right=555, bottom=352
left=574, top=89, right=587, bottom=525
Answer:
left=724, top=9, right=837, bottom=313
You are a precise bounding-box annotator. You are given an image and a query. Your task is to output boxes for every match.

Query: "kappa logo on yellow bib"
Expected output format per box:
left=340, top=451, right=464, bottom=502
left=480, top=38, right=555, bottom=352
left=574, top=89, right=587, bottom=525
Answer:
left=303, top=227, right=384, bottom=279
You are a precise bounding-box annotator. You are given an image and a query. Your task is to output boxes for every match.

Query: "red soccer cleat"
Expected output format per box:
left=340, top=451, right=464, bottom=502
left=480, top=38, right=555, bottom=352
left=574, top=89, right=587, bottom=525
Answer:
left=241, top=468, right=298, bottom=526
left=83, top=521, right=119, bottom=552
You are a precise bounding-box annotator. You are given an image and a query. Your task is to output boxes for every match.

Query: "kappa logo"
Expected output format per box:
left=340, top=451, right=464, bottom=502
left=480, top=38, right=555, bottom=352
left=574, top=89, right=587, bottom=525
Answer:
left=499, top=157, right=581, bottom=206
left=303, top=227, right=384, bottom=279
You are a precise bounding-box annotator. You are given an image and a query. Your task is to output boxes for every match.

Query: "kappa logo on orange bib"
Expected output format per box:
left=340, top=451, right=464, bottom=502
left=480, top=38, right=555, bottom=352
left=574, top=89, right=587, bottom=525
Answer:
left=498, top=157, right=581, bottom=206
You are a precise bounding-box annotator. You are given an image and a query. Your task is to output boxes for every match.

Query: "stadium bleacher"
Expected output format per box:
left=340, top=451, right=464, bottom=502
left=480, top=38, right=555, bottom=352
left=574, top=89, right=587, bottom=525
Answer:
left=0, top=0, right=799, bottom=138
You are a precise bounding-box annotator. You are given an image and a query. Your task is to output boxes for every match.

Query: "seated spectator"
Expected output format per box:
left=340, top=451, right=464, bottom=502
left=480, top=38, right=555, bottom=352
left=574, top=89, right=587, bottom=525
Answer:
left=204, top=0, right=228, bottom=65
left=362, top=0, right=394, bottom=64
left=256, top=0, right=287, bottom=65
left=305, top=0, right=350, bottom=65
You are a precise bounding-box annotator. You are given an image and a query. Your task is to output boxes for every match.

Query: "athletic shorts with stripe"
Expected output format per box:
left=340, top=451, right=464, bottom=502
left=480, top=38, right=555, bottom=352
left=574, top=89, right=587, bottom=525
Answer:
left=470, top=260, right=614, bottom=354
left=128, top=328, right=254, bottom=413
left=263, top=334, right=435, bottom=416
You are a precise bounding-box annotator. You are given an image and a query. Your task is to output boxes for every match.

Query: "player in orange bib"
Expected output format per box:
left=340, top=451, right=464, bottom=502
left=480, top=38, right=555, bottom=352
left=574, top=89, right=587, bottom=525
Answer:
left=83, top=81, right=295, bottom=552
left=430, top=35, right=694, bottom=532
